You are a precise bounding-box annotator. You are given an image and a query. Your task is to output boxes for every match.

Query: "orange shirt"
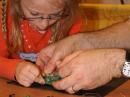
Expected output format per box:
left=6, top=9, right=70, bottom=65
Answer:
left=0, top=13, right=83, bottom=80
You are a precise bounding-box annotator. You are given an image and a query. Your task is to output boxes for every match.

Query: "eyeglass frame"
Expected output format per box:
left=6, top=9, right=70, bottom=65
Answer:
left=21, top=9, right=69, bottom=22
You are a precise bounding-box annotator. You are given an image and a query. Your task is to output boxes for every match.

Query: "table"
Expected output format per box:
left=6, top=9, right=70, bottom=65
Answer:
left=0, top=78, right=130, bottom=97
left=106, top=79, right=130, bottom=97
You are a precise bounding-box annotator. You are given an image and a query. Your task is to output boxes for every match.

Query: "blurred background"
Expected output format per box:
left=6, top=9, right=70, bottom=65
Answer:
left=80, top=0, right=130, bottom=31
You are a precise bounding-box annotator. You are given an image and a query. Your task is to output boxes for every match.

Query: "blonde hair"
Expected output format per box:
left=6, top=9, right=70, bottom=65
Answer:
left=2, top=0, right=85, bottom=54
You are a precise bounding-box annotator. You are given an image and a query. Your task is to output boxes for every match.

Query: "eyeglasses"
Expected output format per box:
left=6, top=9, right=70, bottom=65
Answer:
left=22, top=9, right=69, bottom=22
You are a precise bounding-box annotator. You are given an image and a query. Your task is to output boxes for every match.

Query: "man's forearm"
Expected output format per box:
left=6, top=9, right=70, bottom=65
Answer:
left=75, top=19, right=130, bottom=50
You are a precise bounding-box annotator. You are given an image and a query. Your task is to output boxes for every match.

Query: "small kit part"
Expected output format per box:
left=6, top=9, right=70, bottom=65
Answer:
left=43, top=73, right=61, bottom=85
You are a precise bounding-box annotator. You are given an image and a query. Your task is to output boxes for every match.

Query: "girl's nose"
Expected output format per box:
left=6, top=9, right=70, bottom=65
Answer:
left=38, top=19, right=49, bottom=30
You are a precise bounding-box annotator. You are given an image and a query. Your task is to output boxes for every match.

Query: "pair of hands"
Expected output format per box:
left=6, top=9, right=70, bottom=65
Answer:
left=36, top=47, right=125, bottom=94
left=15, top=34, right=125, bottom=94
left=15, top=36, right=76, bottom=88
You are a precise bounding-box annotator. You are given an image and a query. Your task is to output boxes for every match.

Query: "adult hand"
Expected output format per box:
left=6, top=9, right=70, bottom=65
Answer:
left=52, top=49, right=125, bottom=94
left=36, top=34, right=83, bottom=74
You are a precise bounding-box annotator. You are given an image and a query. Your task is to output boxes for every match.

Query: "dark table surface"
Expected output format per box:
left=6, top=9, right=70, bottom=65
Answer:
left=0, top=78, right=130, bottom=97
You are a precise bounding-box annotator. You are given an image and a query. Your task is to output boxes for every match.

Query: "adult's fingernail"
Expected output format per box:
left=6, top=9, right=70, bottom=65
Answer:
left=44, top=64, right=55, bottom=74
left=44, top=66, right=52, bottom=74
left=56, top=60, right=61, bottom=68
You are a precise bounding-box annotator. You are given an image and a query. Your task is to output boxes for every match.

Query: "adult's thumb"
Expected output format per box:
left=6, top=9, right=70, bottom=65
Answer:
left=44, top=50, right=63, bottom=74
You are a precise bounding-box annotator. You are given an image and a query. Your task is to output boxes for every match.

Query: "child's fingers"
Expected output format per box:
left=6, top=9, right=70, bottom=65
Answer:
left=17, top=74, right=33, bottom=87
left=19, top=79, right=32, bottom=87
left=35, top=75, right=45, bottom=84
left=21, top=73, right=34, bottom=83
left=20, top=65, right=39, bottom=81
left=27, top=65, right=45, bottom=84
left=16, top=61, right=42, bottom=87
left=27, top=64, right=40, bottom=77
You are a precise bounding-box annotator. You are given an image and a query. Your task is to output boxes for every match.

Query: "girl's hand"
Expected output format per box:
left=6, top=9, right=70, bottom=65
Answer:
left=15, top=61, right=44, bottom=87
left=52, top=49, right=125, bottom=94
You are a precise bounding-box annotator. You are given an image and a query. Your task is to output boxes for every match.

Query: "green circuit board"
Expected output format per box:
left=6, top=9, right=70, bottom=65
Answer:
left=43, top=73, right=61, bottom=85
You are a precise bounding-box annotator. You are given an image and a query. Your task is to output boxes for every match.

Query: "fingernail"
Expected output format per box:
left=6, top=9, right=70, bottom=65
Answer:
left=44, top=64, right=55, bottom=74
left=44, top=67, right=52, bottom=74
left=56, top=61, right=61, bottom=68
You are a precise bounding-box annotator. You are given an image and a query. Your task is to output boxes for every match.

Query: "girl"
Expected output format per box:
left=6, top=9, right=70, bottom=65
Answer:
left=0, top=0, right=85, bottom=87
